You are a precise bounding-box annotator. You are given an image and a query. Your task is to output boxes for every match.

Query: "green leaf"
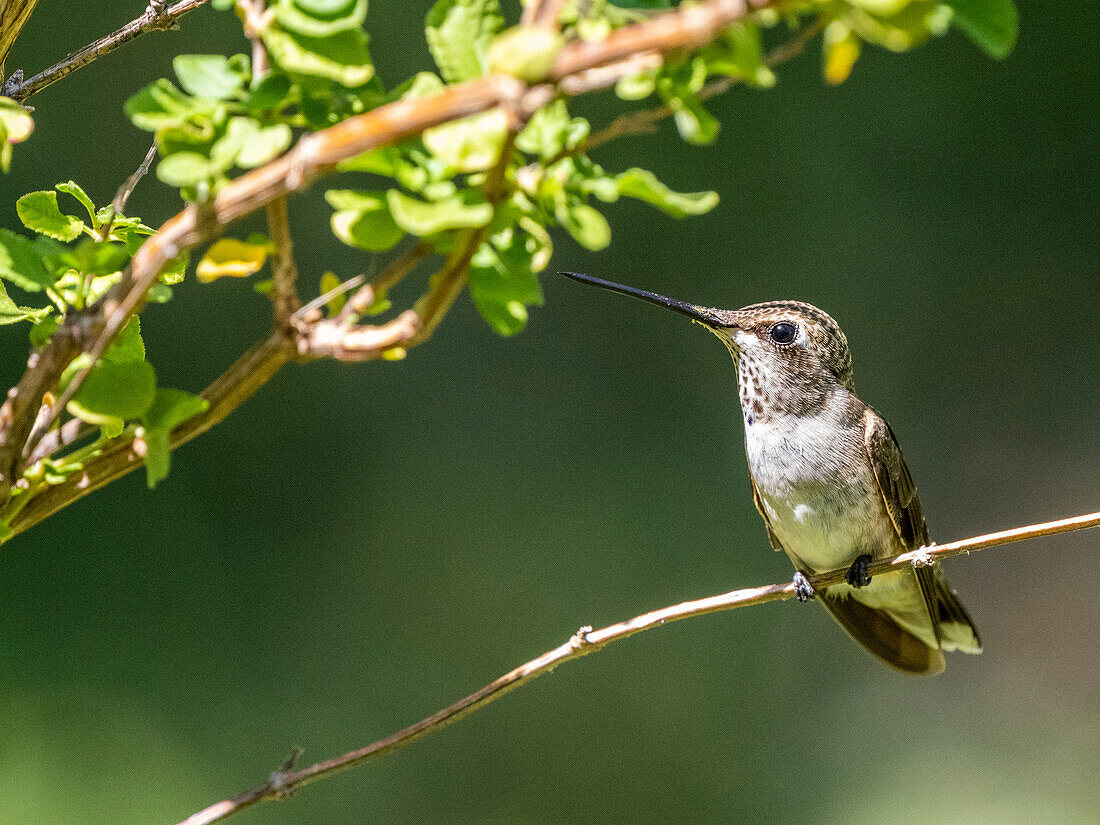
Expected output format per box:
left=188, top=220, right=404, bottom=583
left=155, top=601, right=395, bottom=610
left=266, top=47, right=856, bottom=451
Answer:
left=16, top=191, right=85, bottom=241
left=942, top=0, right=1018, bottom=59
left=174, top=54, right=247, bottom=99
left=0, top=279, right=50, bottom=325
left=144, top=387, right=210, bottom=431
left=423, top=109, right=509, bottom=172
left=104, top=317, right=146, bottom=365
left=157, top=152, right=217, bottom=187
left=238, top=122, right=293, bottom=167
left=386, top=190, right=493, bottom=236
left=141, top=388, right=209, bottom=488
left=425, top=0, right=504, bottom=82
left=469, top=227, right=545, bottom=336
left=516, top=100, right=589, bottom=161
left=326, top=190, right=405, bottom=251
left=703, top=23, right=775, bottom=88
left=196, top=238, right=269, bottom=282
left=0, top=97, right=34, bottom=170
left=274, top=0, right=367, bottom=37
left=555, top=198, right=610, bottom=251
left=487, top=25, right=563, bottom=82
left=263, top=27, right=374, bottom=87
left=125, top=79, right=219, bottom=131
left=670, top=93, right=719, bottom=145
left=245, top=73, right=293, bottom=111
left=55, top=181, right=98, bottom=224
left=0, top=228, right=54, bottom=290
left=67, top=360, right=156, bottom=425
left=608, top=168, right=719, bottom=218
left=0, top=97, right=33, bottom=143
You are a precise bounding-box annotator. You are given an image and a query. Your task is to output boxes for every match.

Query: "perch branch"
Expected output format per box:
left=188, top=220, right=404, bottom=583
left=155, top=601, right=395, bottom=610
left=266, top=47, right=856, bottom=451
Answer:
left=174, top=509, right=1100, bottom=825
left=3, top=0, right=210, bottom=102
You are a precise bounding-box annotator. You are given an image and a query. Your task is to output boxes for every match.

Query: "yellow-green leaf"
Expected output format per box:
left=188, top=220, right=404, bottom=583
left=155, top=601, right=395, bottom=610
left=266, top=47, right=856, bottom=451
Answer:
left=196, top=238, right=269, bottom=282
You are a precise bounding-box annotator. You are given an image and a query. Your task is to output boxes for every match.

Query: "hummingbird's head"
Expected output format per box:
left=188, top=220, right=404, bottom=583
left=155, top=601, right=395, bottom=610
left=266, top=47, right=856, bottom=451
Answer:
left=559, top=273, right=854, bottom=417
left=713, top=300, right=854, bottom=393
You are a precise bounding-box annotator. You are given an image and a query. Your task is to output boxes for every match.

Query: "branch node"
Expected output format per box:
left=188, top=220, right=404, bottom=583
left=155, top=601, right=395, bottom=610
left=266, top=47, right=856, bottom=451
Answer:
left=907, top=544, right=937, bottom=567
left=0, top=69, right=24, bottom=98
left=570, top=625, right=593, bottom=650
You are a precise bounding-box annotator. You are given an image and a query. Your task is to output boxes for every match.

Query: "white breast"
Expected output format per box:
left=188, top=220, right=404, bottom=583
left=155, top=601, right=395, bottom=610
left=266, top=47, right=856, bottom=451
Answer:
left=744, top=394, right=899, bottom=572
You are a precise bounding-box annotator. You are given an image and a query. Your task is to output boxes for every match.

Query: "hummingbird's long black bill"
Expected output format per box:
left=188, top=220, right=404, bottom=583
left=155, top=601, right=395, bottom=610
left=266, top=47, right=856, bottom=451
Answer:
left=559, top=272, right=735, bottom=327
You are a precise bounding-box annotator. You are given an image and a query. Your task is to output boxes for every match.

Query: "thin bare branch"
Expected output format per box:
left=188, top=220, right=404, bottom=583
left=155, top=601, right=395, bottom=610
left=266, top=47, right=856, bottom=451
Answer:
left=4, top=0, right=210, bottom=102
left=265, top=196, right=300, bottom=328
left=334, top=241, right=433, bottom=324
left=174, top=509, right=1100, bottom=825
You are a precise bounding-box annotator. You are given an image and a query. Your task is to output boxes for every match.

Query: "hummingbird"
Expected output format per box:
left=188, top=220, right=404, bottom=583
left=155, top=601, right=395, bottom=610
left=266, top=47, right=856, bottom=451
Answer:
left=560, top=271, right=981, bottom=675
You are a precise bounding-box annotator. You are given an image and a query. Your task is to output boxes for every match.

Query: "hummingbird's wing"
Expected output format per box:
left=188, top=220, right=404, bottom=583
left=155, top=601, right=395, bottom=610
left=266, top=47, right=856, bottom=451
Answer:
left=862, top=408, right=982, bottom=655
left=806, top=409, right=950, bottom=674
left=862, top=408, right=929, bottom=550
left=748, top=474, right=785, bottom=552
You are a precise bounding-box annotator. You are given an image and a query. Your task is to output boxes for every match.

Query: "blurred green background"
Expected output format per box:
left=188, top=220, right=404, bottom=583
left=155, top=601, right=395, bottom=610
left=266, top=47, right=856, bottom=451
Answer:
left=1, top=2, right=1098, bottom=824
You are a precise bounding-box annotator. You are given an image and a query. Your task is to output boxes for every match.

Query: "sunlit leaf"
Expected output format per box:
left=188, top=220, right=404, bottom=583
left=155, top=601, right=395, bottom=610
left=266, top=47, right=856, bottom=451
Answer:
left=196, top=238, right=269, bottom=282
left=174, top=54, right=247, bottom=99
left=387, top=190, right=493, bottom=236
left=423, top=109, right=510, bottom=172
left=425, top=0, right=504, bottom=83
left=67, top=360, right=157, bottom=425
left=16, top=192, right=85, bottom=241
left=0, top=228, right=54, bottom=291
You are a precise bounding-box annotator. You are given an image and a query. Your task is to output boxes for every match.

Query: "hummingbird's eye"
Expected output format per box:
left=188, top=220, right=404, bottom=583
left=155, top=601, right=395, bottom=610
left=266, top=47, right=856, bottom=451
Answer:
left=768, top=321, right=798, bottom=345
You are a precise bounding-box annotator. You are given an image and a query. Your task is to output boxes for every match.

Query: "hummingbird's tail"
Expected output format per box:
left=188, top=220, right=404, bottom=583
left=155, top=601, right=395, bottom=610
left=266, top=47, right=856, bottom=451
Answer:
left=818, top=589, right=947, bottom=675
left=918, top=566, right=983, bottom=654
left=818, top=567, right=981, bottom=674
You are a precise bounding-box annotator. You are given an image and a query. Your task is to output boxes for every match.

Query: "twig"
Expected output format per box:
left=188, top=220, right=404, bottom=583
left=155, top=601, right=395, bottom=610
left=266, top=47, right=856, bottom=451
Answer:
left=4, top=0, right=209, bottom=102
left=334, top=241, right=432, bottom=324
left=236, top=0, right=271, bottom=78
left=95, top=140, right=160, bottom=243
left=0, top=0, right=772, bottom=522
left=264, top=197, right=300, bottom=328
left=296, top=310, right=419, bottom=362
left=173, top=509, right=1100, bottom=825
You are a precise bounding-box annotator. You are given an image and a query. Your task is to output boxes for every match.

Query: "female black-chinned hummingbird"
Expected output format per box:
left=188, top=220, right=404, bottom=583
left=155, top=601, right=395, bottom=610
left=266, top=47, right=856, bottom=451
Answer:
left=561, top=271, right=981, bottom=675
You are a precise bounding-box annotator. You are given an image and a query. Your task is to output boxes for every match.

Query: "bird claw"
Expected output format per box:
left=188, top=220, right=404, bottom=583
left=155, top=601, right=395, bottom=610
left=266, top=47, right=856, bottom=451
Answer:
left=845, top=554, right=873, bottom=587
left=792, top=571, right=815, bottom=602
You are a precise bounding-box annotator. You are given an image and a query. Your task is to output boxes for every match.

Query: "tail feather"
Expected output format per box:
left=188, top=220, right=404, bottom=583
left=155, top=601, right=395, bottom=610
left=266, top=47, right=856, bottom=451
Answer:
left=818, top=591, right=946, bottom=675
left=918, top=567, right=982, bottom=654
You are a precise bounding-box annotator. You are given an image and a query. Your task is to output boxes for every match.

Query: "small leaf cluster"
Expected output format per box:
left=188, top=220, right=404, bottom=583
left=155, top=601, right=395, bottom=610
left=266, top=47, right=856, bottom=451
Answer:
left=321, top=0, right=721, bottom=335
left=0, top=182, right=206, bottom=494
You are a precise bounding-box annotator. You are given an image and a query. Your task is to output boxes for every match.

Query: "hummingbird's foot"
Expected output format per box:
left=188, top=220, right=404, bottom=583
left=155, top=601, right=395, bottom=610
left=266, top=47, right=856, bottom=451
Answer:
left=845, top=554, right=873, bottom=588
left=792, top=571, right=815, bottom=602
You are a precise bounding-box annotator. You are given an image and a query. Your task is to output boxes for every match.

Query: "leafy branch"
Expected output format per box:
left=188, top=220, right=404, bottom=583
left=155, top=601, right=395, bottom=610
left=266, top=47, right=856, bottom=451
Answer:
left=175, top=509, right=1100, bottom=825
left=0, top=0, right=1020, bottom=548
